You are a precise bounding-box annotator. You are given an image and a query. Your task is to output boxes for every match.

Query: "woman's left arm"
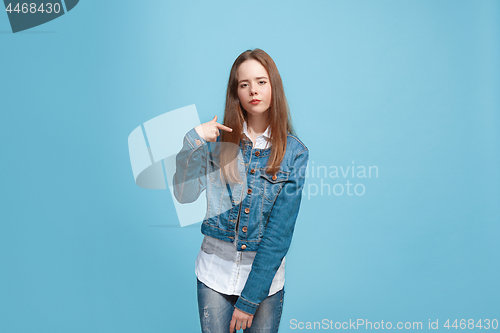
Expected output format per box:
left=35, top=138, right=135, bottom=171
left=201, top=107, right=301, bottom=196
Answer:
left=234, top=148, right=309, bottom=315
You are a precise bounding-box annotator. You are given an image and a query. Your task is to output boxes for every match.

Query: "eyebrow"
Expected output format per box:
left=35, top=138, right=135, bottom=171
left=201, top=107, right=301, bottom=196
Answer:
left=238, top=76, right=269, bottom=84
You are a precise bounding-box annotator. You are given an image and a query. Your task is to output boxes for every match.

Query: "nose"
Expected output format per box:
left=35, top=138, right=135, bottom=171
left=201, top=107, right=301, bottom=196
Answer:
left=250, top=86, right=258, bottom=96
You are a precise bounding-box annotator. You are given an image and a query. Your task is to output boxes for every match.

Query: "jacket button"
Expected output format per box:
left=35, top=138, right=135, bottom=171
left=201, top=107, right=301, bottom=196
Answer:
left=247, top=188, right=252, bottom=194
left=255, top=151, right=260, bottom=156
left=242, top=226, right=247, bottom=232
left=241, top=244, right=247, bottom=250
left=244, top=208, right=250, bottom=214
left=272, top=175, right=277, bottom=180
left=195, top=139, right=201, bottom=145
left=250, top=169, right=256, bottom=174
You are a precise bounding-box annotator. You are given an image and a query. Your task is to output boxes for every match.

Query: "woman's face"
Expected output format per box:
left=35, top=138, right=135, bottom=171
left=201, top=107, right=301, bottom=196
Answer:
left=237, top=59, right=272, bottom=117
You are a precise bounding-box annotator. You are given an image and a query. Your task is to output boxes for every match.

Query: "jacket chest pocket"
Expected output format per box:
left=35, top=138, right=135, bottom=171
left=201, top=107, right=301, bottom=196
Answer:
left=260, top=171, right=289, bottom=202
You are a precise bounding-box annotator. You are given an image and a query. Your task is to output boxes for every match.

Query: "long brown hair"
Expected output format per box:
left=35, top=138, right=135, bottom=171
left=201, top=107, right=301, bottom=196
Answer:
left=219, top=48, right=296, bottom=183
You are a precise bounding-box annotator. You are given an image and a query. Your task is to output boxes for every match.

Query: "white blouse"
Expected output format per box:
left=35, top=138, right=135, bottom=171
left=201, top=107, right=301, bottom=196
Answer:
left=195, top=121, right=285, bottom=296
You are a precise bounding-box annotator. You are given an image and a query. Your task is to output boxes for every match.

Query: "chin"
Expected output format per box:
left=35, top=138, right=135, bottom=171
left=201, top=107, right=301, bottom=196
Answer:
left=244, top=106, right=270, bottom=116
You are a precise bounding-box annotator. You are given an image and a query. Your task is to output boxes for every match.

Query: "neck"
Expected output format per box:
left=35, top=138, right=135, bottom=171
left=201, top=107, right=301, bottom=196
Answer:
left=246, top=112, right=270, bottom=136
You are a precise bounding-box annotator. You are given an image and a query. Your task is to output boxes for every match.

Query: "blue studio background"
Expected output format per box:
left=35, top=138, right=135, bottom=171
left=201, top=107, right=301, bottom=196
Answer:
left=1, top=1, right=499, bottom=332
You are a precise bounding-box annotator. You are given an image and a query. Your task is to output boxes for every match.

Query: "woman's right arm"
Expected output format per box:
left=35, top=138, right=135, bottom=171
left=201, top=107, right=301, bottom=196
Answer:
left=173, top=128, right=208, bottom=203
left=172, top=127, right=209, bottom=204
left=172, top=116, right=233, bottom=204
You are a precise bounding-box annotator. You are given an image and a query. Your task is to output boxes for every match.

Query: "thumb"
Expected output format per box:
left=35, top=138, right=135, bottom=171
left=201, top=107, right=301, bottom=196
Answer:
left=212, top=115, right=217, bottom=122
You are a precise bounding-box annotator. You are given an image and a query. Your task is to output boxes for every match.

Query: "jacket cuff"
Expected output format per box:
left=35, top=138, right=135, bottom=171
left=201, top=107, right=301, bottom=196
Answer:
left=185, top=127, right=206, bottom=149
left=234, top=296, right=259, bottom=316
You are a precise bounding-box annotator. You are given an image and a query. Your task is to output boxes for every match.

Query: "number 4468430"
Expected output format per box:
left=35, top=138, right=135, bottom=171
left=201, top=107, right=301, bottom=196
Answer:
left=444, top=319, right=498, bottom=330
left=5, top=3, right=62, bottom=14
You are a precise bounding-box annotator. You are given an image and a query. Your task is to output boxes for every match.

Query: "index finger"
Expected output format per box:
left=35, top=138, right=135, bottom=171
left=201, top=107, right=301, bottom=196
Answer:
left=229, top=317, right=236, bottom=333
left=215, top=122, right=233, bottom=132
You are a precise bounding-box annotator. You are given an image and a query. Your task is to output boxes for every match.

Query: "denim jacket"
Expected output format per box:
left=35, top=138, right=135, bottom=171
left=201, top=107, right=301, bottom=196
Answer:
left=173, top=126, right=309, bottom=315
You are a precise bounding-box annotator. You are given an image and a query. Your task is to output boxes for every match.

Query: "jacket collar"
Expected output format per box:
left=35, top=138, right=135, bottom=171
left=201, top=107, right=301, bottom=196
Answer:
left=242, top=121, right=271, bottom=150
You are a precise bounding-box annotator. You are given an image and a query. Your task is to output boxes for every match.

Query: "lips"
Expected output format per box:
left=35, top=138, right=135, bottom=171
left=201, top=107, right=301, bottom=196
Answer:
left=250, top=99, right=261, bottom=105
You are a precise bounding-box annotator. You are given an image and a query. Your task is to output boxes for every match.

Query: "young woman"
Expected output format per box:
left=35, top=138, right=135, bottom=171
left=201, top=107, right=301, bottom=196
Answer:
left=173, top=48, right=309, bottom=333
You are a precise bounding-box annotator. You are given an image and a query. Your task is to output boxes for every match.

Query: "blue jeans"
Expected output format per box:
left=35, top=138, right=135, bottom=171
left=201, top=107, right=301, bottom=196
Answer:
left=197, top=278, right=284, bottom=333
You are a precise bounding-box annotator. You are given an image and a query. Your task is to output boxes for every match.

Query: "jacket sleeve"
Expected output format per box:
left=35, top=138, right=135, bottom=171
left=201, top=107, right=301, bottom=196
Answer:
left=234, top=148, right=309, bottom=315
left=172, top=127, right=208, bottom=204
